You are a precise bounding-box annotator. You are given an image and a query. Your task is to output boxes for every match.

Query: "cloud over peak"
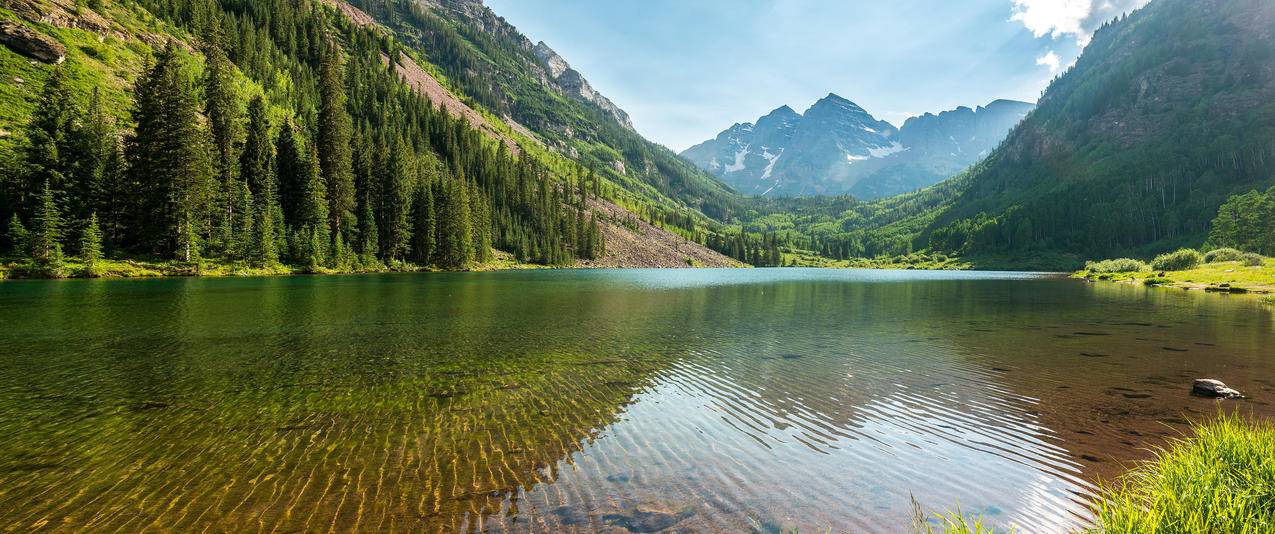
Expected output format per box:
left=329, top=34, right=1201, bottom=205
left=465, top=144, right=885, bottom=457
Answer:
left=1011, top=0, right=1150, bottom=45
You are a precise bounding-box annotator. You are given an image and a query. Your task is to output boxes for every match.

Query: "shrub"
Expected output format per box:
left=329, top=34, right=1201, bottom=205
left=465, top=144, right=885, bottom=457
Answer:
left=1241, top=252, right=1264, bottom=267
left=1088, top=414, right=1275, bottom=533
left=1203, top=247, right=1245, bottom=263
left=1150, top=249, right=1203, bottom=271
left=1085, top=258, right=1149, bottom=273
left=1143, top=277, right=1171, bottom=286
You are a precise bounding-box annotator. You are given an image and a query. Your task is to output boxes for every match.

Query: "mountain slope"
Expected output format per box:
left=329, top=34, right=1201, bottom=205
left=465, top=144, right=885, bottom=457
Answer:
left=0, top=0, right=741, bottom=271
left=683, top=95, right=1032, bottom=199
left=920, top=0, right=1275, bottom=260
left=344, top=0, right=745, bottom=225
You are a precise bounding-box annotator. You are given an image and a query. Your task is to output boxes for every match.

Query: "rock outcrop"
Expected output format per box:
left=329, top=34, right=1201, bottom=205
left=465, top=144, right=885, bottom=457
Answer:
left=533, top=41, right=634, bottom=131
left=0, top=20, right=66, bottom=64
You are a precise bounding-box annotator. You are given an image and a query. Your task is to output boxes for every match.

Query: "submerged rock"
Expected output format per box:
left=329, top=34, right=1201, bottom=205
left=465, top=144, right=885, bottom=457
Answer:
left=1192, top=379, right=1244, bottom=399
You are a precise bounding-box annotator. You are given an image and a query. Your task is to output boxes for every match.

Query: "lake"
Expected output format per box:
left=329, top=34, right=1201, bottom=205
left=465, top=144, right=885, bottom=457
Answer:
left=0, top=269, right=1271, bottom=532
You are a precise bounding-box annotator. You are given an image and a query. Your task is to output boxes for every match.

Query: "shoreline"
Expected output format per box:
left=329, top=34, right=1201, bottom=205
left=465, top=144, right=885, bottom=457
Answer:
left=1074, top=259, right=1275, bottom=295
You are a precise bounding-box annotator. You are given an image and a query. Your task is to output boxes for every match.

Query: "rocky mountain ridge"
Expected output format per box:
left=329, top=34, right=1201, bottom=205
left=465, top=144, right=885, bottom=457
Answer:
left=682, top=95, right=1032, bottom=199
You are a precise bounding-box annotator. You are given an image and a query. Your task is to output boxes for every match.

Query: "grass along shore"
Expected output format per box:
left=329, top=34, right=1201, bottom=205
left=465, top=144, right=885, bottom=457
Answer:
left=1077, top=248, right=1275, bottom=294
left=919, top=414, right=1275, bottom=533
left=0, top=249, right=546, bottom=280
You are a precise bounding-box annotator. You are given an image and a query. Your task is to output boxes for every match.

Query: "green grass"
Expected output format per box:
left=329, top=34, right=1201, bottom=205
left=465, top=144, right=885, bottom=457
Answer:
left=0, top=249, right=543, bottom=279
left=918, top=415, right=1275, bottom=533
left=911, top=500, right=1001, bottom=534
left=1086, top=413, right=1275, bottom=534
left=785, top=250, right=973, bottom=270
left=1079, top=253, right=1275, bottom=294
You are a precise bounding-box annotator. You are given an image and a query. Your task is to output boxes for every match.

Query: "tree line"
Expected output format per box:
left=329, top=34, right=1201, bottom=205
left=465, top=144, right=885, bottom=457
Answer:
left=1, top=0, right=604, bottom=275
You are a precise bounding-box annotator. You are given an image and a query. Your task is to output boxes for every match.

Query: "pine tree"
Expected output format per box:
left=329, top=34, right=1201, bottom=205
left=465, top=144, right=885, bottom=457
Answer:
left=205, top=29, right=241, bottom=255
left=6, top=214, right=28, bottom=257
left=241, top=95, right=273, bottom=199
left=410, top=174, right=436, bottom=265
left=69, top=88, right=116, bottom=224
left=318, top=47, right=355, bottom=240
left=358, top=194, right=379, bottom=266
left=21, top=66, right=75, bottom=216
left=436, top=176, right=471, bottom=270
left=275, top=121, right=307, bottom=229
left=127, top=45, right=215, bottom=260
left=254, top=199, right=279, bottom=267
left=299, top=144, right=330, bottom=264
left=80, top=212, right=103, bottom=276
left=31, top=180, right=63, bottom=266
left=381, top=136, right=414, bottom=262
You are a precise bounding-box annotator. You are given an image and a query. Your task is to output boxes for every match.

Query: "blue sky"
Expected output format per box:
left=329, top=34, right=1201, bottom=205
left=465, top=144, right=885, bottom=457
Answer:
left=484, top=0, right=1149, bottom=151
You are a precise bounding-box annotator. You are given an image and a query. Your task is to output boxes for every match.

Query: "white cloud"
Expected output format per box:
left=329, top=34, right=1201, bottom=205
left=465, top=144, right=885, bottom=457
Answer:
left=1010, top=0, right=1151, bottom=46
left=1036, top=51, right=1062, bottom=73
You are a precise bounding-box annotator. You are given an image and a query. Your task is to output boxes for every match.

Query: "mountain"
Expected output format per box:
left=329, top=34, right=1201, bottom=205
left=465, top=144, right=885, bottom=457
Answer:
left=783, top=0, right=1275, bottom=267
left=0, top=0, right=743, bottom=270
left=918, top=0, right=1275, bottom=260
left=682, top=96, right=1032, bottom=199
left=531, top=41, right=633, bottom=131
left=346, top=0, right=744, bottom=224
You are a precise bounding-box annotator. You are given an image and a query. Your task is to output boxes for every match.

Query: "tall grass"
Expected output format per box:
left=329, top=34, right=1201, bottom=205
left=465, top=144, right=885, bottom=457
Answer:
left=911, top=497, right=1001, bottom=534
left=1087, top=413, right=1275, bottom=533
left=1085, top=258, right=1150, bottom=274
left=1150, top=249, right=1204, bottom=271
left=1203, top=247, right=1245, bottom=263
left=919, top=415, right=1275, bottom=533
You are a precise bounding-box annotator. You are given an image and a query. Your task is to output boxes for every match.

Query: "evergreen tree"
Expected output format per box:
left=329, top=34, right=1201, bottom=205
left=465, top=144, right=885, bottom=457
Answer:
left=69, top=88, right=116, bottom=224
left=80, top=212, right=103, bottom=276
left=20, top=66, right=75, bottom=216
left=358, top=195, right=379, bottom=266
left=204, top=28, right=241, bottom=254
left=435, top=176, right=471, bottom=270
left=299, top=144, right=330, bottom=265
left=31, top=180, right=63, bottom=265
left=275, top=121, right=307, bottom=229
left=241, top=95, right=273, bottom=199
left=318, top=47, right=355, bottom=240
left=410, top=173, right=436, bottom=265
left=126, top=45, right=215, bottom=260
left=253, top=195, right=280, bottom=267
left=5, top=214, right=28, bottom=257
left=381, top=136, right=414, bottom=261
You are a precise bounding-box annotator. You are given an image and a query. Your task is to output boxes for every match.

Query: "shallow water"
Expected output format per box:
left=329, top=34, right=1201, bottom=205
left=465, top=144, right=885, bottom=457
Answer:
left=0, top=269, right=1272, bottom=532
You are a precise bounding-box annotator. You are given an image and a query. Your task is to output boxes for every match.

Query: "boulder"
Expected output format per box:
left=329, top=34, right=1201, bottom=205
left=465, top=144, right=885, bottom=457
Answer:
left=1192, top=379, right=1244, bottom=399
left=0, top=20, right=66, bottom=64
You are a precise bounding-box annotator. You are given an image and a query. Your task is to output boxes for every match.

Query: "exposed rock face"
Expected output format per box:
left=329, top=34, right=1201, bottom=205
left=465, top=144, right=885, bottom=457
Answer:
left=533, top=41, right=634, bottom=131
left=1192, top=379, right=1244, bottom=399
left=682, top=96, right=1033, bottom=198
left=0, top=20, right=66, bottom=64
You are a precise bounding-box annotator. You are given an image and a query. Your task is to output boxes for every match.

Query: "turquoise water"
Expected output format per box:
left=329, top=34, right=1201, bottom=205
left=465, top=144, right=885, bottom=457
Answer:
left=0, top=269, right=1272, bottom=532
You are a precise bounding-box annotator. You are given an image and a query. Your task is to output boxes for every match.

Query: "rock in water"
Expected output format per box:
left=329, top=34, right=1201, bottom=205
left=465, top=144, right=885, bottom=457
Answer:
left=1192, top=379, right=1244, bottom=399
left=0, top=21, right=66, bottom=64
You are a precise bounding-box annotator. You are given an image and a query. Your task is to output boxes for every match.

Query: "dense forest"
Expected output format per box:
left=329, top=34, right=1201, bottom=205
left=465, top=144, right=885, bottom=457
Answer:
left=1, top=0, right=607, bottom=276
left=1207, top=186, right=1275, bottom=255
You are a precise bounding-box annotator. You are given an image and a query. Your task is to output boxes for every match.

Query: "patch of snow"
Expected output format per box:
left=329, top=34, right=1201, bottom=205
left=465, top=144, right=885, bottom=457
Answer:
left=862, top=126, right=877, bottom=133
left=724, top=148, right=749, bottom=173
left=761, top=185, right=777, bottom=196
left=760, top=148, right=784, bottom=181
left=709, top=158, right=721, bottom=170
left=867, top=142, right=906, bottom=158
